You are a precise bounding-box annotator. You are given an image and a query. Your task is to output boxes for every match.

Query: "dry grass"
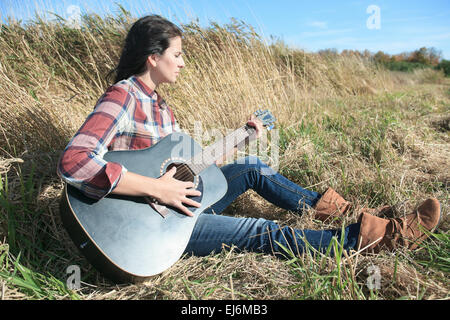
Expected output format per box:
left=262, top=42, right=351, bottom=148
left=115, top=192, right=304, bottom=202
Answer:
left=0, top=11, right=448, bottom=300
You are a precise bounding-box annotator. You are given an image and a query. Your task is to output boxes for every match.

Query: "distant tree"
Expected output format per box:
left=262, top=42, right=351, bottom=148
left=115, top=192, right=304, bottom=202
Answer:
left=408, top=47, right=428, bottom=64
left=362, top=49, right=372, bottom=59
left=436, top=59, right=450, bottom=77
left=427, top=47, right=442, bottom=65
left=408, top=47, right=442, bottom=65
left=341, top=49, right=350, bottom=56
left=391, top=53, right=406, bottom=62
left=374, top=50, right=390, bottom=64
left=318, top=48, right=338, bottom=57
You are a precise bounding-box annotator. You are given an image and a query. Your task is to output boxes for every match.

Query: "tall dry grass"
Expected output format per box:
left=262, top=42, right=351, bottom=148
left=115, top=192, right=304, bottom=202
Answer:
left=0, top=11, right=448, bottom=300
left=0, top=14, right=396, bottom=154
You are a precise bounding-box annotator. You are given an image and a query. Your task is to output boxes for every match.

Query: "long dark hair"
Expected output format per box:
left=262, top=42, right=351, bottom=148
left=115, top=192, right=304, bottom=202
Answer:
left=108, top=15, right=182, bottom=84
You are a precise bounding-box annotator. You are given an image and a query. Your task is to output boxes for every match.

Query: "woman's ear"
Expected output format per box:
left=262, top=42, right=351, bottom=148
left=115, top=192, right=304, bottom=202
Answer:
left=147, top=54, right=159, bottom=68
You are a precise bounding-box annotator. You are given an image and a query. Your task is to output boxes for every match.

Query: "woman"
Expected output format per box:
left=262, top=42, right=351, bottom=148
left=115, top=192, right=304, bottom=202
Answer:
left=57, top=15, right=441, bottom=259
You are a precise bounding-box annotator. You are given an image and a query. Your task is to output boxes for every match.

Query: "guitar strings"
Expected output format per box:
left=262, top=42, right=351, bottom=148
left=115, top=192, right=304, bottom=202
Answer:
left=169, top=126, right=252, bottom=182
left=172, top=163, right=195, bottom=182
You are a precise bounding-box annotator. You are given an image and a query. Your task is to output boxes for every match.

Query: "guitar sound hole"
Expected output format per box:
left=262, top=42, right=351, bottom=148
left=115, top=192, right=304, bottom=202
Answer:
left=166, top=162, right=203, bottom=212
left=168, top=163, right=195, bottom=182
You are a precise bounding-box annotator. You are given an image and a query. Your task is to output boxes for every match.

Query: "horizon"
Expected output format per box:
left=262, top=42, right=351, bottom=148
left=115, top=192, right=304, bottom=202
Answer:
left=1, top=0, right=449, bottom=60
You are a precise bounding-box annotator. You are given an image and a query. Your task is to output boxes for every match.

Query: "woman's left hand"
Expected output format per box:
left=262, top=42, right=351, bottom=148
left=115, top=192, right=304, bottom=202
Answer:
left=215, top=114, right=262, bottom=166
left=247, top=114, right=263, bottom=139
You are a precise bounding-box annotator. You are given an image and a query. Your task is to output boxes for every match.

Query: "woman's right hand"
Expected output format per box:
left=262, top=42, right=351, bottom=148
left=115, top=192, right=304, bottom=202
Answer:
left=154, top=166, right=202, bottom=217
left=111, top=167, right=201, bottom=217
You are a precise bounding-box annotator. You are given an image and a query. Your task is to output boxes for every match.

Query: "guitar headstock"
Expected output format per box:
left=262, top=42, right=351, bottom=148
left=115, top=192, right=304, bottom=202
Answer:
left=254, top=109, right=276, bottom=131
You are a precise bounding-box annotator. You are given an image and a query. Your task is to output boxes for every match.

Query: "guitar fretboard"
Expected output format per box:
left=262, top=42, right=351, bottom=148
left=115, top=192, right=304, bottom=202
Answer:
left=186, top=125, right=256, bottom=175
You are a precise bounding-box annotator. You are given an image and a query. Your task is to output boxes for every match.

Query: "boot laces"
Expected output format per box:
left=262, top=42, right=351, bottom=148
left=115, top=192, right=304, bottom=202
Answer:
left=390, top=211, right=423, bottom=247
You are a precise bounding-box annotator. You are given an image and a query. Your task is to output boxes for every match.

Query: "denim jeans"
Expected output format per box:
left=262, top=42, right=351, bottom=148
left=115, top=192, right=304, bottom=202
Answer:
left=184, top=156, right=361, bottom=257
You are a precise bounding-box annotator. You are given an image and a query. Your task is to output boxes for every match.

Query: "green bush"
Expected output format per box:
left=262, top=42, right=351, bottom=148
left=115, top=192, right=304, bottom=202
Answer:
left=381, top=60, right=430, bottom=73
left=436, top=59, right=450, bottom=77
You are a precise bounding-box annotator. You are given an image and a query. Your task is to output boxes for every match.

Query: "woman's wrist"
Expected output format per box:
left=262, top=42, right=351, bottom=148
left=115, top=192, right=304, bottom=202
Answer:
left=145, top=177, right=165, bottom=201
left=112, top=171, right=162, bottom=199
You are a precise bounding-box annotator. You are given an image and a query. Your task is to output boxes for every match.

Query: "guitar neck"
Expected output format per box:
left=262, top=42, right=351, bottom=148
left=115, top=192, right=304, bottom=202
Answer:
left=187, top=125, right=256, bottom=175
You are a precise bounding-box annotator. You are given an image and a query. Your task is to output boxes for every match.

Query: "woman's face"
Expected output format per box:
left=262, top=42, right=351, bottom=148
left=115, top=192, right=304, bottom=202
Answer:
left=152, top=36, right=185, bottom=84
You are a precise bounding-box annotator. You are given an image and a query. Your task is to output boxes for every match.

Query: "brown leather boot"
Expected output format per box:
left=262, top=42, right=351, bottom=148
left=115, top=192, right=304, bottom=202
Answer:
left=357, top=198, right=441, bottom=253
left=313, top=187, right=351, bottom=222
left=313, top=188, right=396, bottom=222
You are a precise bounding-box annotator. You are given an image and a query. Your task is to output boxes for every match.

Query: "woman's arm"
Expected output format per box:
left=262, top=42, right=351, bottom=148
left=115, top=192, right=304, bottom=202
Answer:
left=57, top=85, right=134, bottom=200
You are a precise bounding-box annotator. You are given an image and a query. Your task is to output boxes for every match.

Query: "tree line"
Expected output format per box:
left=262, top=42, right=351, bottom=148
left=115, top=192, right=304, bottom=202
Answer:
left=317, top=47, right=450, bottom=76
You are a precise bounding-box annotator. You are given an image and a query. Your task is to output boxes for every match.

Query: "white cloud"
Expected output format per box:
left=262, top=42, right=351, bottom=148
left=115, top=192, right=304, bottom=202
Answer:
left=307, top=21, right=328, bottom=29
left=298, top=28, right=353, bottom=38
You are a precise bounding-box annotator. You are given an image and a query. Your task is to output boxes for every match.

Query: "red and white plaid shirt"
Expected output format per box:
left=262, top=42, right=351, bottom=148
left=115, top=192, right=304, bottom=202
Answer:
left=57, top=75, right=181, bottom=199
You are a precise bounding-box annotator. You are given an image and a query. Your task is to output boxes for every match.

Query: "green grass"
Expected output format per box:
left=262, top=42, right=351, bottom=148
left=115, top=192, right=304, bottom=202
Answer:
left=416, top=232, right=450, bottom=273
left=0, top=167, right=81, bottom=300
left=275, top=226, right=373, bottom=300
left=0, top=247, right=80, bottom=299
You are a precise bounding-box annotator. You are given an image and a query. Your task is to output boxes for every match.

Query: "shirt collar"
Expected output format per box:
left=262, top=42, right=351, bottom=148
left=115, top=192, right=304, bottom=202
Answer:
left=130, top=76, right=166, bottom=109
left=130, top=75, right=155, bottom=96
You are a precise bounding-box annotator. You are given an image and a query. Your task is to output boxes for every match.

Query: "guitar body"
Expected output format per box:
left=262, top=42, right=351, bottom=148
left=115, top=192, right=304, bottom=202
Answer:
left=60, top=132, right=228, bottom=283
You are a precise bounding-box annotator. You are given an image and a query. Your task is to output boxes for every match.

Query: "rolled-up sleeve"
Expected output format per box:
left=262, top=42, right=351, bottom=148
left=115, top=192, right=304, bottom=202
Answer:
left=57, top=86, right=131, bottom=200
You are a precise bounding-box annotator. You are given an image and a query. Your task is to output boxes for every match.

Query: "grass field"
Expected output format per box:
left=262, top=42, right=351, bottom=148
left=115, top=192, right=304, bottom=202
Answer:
left=0, top=10, right=448, bottom=300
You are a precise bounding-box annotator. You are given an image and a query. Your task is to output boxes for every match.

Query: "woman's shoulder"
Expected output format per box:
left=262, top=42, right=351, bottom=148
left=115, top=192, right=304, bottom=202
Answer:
left=97, top=79, right=138, bottom=106
left=106, top=78, right=136, bottom=97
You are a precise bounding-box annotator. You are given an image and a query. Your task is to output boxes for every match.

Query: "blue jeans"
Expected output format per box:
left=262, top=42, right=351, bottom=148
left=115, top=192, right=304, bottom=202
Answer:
left=184, top=156, right=361, bottom=258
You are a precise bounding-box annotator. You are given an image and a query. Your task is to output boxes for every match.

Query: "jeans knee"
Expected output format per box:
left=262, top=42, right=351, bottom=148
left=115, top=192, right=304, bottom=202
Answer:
left=254, top=218, right=281, bottom=236
left=236, top=156, right=263, bottom=167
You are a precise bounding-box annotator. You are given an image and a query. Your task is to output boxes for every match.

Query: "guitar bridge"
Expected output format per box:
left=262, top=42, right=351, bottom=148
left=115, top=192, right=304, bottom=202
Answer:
left=144, top=197, right=170, bottom=218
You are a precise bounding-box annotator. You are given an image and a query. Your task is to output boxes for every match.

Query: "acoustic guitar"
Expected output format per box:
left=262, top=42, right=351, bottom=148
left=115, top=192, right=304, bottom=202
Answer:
left=60, top=110, right=276, bottom=283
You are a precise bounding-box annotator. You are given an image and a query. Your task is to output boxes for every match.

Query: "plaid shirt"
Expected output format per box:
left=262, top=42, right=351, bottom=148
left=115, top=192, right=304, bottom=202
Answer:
left=57, top=76, right=181, bottom=200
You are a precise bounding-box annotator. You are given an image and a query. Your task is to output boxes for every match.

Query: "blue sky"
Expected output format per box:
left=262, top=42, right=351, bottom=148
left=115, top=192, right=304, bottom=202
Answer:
left=1, top=0, right=450, bottom=59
